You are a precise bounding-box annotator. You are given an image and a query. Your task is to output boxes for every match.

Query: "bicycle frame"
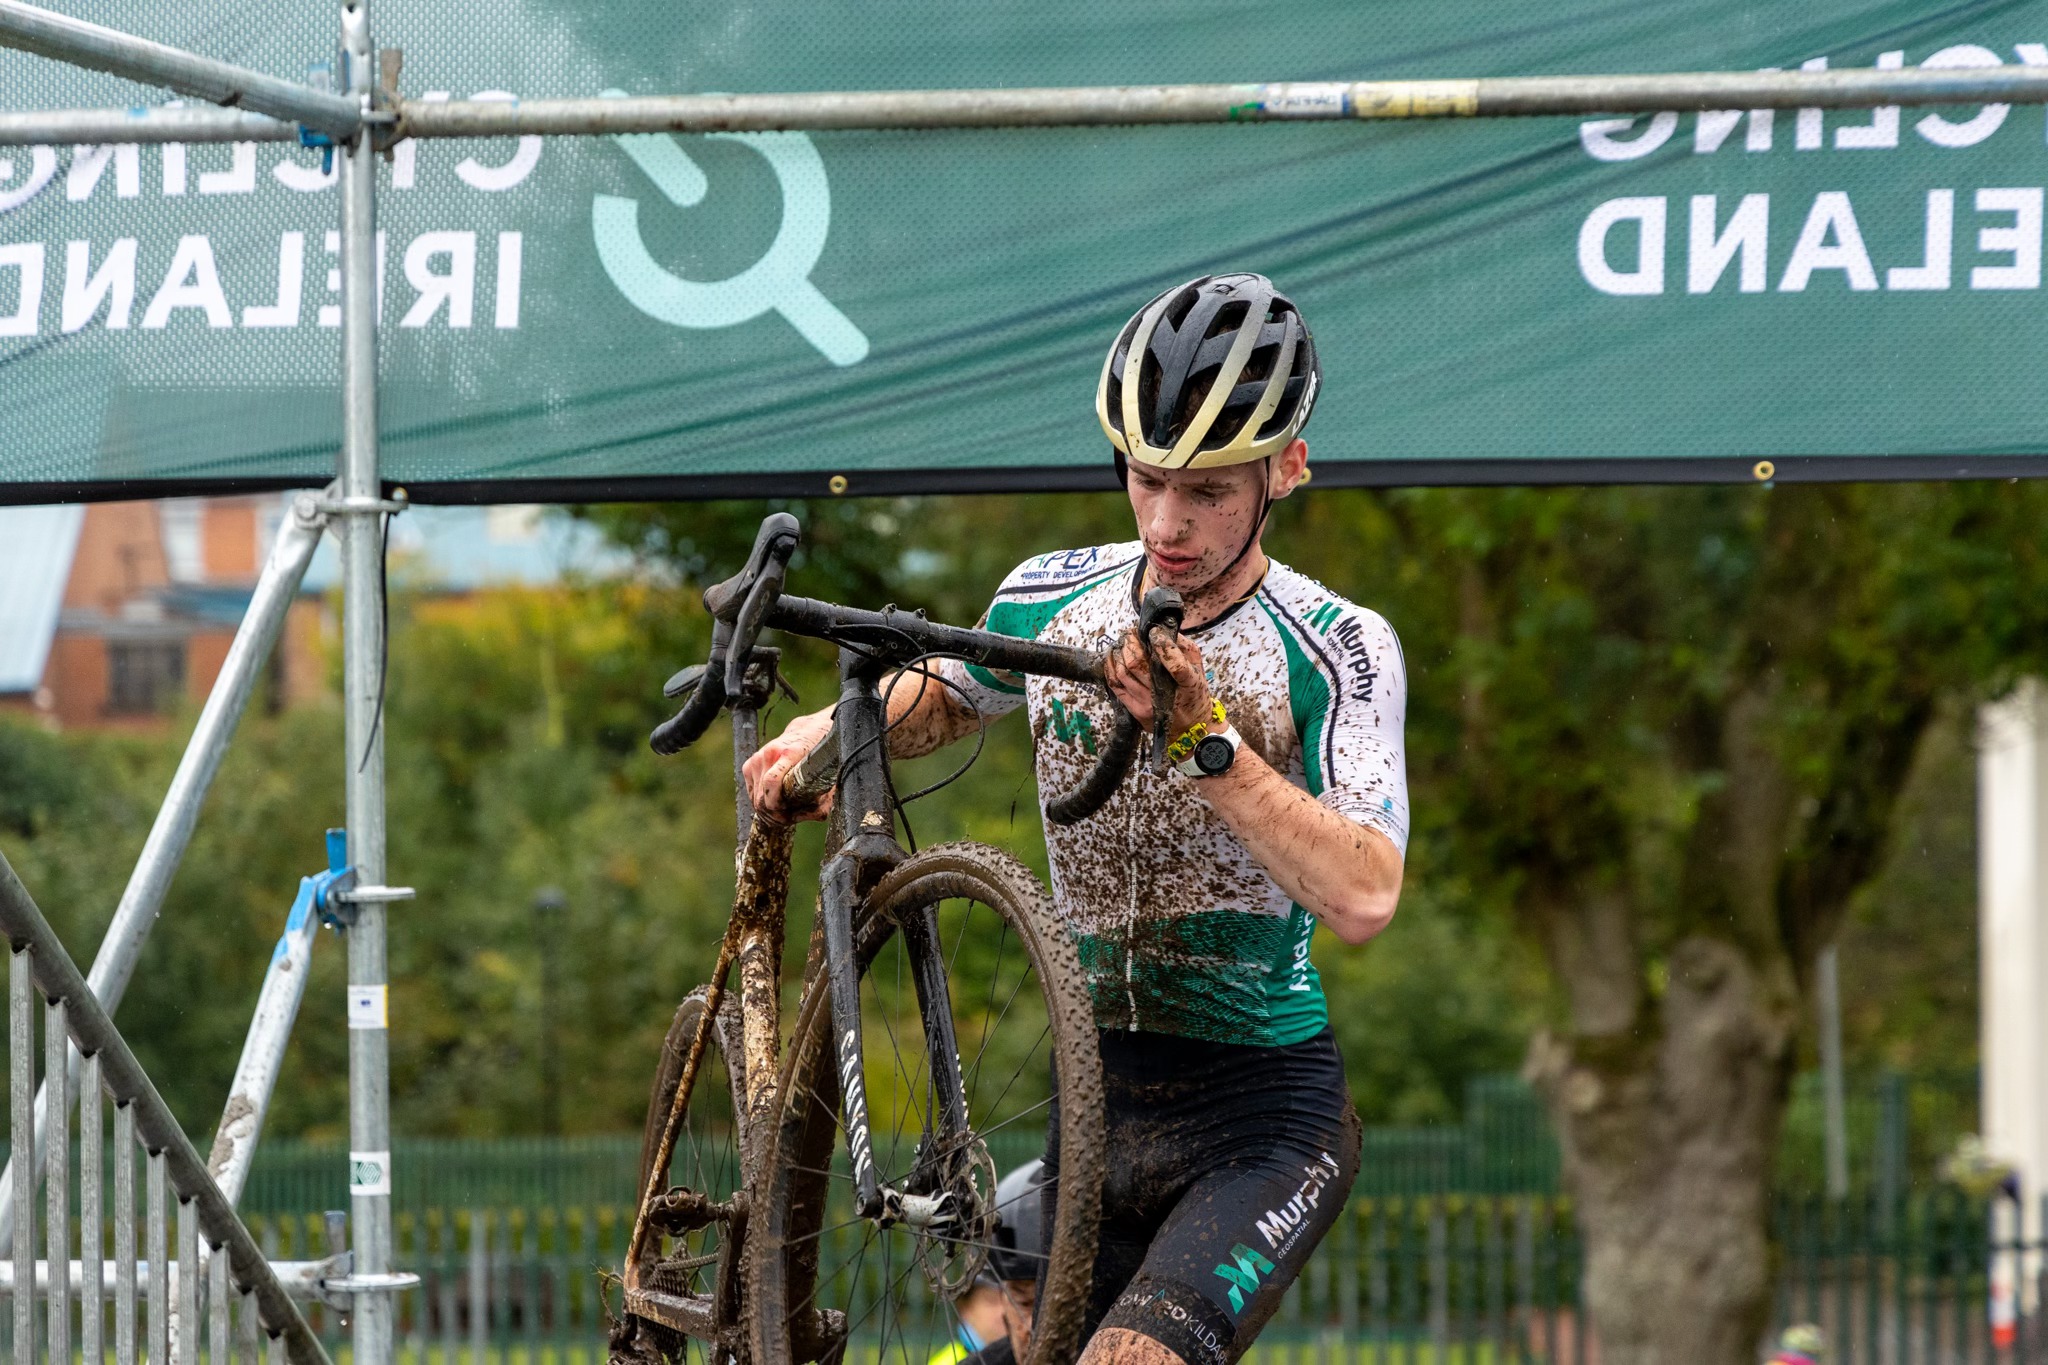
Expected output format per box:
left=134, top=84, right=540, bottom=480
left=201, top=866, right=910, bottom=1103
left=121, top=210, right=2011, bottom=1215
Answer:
left=625, top=592, right=1108, bottom=1323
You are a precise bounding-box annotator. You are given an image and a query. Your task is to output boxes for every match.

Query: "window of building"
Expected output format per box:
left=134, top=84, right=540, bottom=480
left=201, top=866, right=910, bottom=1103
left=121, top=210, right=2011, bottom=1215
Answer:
left=106, top=640, right=185, bottom=715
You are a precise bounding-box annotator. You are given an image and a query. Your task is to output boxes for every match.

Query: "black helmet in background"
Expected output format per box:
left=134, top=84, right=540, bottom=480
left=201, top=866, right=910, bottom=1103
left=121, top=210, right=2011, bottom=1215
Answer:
left=986, top=1159, right=1046, bottom=1284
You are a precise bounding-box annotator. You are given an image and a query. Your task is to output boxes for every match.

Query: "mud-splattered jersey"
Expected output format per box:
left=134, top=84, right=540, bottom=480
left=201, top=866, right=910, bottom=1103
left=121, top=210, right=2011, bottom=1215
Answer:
left=937, top=543, right=1409, bottom=1047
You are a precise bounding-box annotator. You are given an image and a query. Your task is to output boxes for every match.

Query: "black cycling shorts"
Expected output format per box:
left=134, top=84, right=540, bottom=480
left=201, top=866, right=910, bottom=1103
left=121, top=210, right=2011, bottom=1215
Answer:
left=1040, top=1026, right=1361, bottom=1365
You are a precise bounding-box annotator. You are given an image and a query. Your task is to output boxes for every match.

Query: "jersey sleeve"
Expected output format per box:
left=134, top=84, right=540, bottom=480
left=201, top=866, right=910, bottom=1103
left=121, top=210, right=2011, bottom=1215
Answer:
left=934, top=600, right=1031, bottom=721
left=935, top=544, right=1141, bottom=721
left=1302, top=605, right=1410, bottom=857
left=932, top=557, right=1046, bottom=721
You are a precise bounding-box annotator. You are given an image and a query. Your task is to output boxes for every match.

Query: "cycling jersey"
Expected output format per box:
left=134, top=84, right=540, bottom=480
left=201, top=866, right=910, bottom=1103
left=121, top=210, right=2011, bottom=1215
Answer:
left=938, top=545, right=1408, bottom=1046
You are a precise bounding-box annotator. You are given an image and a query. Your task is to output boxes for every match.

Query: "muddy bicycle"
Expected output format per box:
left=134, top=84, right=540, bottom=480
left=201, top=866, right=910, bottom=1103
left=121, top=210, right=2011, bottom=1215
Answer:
left=610, top=514, right=1186, bottom=1365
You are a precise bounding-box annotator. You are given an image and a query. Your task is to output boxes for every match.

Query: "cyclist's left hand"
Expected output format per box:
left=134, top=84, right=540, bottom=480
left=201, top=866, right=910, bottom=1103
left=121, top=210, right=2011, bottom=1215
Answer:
left=1104, top=626, right=1210, bottom=734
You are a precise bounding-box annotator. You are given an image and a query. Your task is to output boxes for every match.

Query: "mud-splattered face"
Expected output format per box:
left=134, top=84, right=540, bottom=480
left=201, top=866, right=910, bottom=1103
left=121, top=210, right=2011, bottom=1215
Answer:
left=1124, top=439, right=1308, bottom=607
left=1125, top=461, right=1269, bottom=596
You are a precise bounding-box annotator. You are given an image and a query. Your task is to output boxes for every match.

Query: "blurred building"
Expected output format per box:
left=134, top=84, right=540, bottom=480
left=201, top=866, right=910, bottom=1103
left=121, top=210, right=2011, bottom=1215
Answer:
left=0, top=497, right=326, bottom=730
left=1, top=497, right=628, bottom=731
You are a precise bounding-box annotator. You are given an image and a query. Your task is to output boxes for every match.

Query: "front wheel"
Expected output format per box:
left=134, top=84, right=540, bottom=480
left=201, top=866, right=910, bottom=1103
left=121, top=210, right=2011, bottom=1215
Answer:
left=749, top=843, right=1104, bottom=1365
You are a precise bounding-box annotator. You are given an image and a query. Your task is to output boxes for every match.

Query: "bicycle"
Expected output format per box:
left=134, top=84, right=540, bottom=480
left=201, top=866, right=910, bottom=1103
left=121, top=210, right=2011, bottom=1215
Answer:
left=609, top=513, right=1187, bottom=1365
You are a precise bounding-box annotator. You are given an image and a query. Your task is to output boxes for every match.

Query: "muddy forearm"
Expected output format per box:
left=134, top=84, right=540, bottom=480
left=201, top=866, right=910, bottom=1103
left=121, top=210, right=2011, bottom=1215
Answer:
left=1195, top=750, right=1403, bottom=945
left=879, top=666, right=988, bottom=759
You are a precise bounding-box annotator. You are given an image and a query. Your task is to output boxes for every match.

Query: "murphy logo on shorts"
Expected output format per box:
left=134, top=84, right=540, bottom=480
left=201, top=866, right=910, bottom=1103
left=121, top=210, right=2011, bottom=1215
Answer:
left=1212, top=1244, right=1276, bottom=1315
left=1253, top=1151, right=1343, bottom=1258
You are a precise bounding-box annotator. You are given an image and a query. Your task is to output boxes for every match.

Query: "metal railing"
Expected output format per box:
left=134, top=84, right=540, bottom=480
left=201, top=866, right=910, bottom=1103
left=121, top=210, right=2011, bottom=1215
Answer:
left=202, top=1190, right=2048, bottom=1365
left=0, top=850, right=330, bottom=1365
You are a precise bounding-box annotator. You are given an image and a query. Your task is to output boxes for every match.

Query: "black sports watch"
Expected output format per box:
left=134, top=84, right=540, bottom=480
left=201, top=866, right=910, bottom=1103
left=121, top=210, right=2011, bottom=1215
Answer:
left=1175, top=723, right=1243, bottom=778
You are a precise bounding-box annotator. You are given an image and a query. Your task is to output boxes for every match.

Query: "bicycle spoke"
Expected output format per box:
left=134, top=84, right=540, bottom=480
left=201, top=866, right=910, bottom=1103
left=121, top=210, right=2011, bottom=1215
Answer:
left=784, top=1161, right=857, bottom=1183
left=872, top=978, right=926, bottom=1162
left=962, top=967, right=1036, bottom=1122
left=782, top=1216, right=883, bottom=1343
left=780, top=1214, right=873, bottom=1252
left=976, top=1091, right=1053, bottom=1142
left=968, top=913, right=1013, bottom=1108
left=973, top=1023, right=1052, bottom=1131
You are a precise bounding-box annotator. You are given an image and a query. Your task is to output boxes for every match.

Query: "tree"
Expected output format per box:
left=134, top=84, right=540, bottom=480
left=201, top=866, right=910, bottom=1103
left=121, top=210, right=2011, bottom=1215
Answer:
left=1275, top=480, right=2048, bottom=1364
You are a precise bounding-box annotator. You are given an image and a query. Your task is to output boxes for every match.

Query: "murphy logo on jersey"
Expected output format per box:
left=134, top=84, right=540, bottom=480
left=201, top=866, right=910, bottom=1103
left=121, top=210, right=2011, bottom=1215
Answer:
left=1046, top=697, right=1098, bottom=755
left=1212, top=1243, right=1277, bottom=1314
left=1254, top=1151, right=1343, bottom=1256
left=1304, top=599, right=1379, bottom=702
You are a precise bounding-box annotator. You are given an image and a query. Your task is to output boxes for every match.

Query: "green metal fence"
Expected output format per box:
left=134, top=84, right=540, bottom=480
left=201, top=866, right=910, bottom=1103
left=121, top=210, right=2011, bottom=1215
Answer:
left=231, top=1068, right=1976, bottom=1217
left=205, top=1069, right=1998, bottom=1362
left=236, top=1189, right=2047, bottom=1365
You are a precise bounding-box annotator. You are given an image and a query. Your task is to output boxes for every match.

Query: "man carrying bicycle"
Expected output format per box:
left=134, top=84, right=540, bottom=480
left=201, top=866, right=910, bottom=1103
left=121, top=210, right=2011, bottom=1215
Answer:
left=748, top=273, right=1407, bottom=1365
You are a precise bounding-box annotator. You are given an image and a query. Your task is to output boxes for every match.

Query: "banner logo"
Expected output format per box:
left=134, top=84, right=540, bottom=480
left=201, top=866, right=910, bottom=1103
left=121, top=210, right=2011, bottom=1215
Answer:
left=592, top=90, right=868, bottom=365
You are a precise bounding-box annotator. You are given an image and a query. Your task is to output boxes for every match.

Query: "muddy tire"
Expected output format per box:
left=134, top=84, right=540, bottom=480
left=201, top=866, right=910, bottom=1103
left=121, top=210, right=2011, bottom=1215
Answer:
left=617, top=986, right=750, bottom=1365
left=748, top=842, right=1104, bottom=1365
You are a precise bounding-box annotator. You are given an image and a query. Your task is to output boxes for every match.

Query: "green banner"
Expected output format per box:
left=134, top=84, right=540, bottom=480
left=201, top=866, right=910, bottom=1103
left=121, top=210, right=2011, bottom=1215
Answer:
left=6, top=0, right=2048, bottom=502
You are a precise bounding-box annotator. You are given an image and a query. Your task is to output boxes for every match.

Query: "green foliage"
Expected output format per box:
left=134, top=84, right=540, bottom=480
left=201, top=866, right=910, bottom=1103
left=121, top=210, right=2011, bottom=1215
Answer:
left=0, top=720, right=83, bottom=836
left=1273, top=482, right=2048, bottom=994
left=3, top=479, right=2021, bottom=1156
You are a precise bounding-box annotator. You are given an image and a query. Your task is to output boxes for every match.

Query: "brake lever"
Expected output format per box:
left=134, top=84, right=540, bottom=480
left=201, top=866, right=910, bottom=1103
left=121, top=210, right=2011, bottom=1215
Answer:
left=663, top=663, right=709, bottom=700
left=1138, top=586, right=1185, bottom=773
left=706, top=512, right=801, bottom=621
left=725, top=551, right=792, bottom=696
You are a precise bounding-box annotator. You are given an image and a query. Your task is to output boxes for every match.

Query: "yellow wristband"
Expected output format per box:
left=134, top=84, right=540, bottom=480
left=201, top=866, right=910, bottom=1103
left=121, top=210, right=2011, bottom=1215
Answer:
left=1164, top=699, right=1228, bottom=766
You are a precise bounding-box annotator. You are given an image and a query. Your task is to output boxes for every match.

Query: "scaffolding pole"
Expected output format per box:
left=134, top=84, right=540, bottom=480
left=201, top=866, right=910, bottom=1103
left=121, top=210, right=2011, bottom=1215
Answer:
left=0, top=0, right=357, bottom=135
left=333, top=0, right=399, bottom=1361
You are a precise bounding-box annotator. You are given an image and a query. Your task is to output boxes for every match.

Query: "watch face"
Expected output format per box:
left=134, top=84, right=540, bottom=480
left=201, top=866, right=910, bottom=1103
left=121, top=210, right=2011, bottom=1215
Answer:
left=1193, top=734, right=1235, bottom=776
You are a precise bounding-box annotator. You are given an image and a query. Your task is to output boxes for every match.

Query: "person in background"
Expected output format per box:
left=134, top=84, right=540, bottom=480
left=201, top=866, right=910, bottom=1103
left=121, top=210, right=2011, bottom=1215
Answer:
left=928, top=1279, right=1011, bottom=1365
left=1768, top=1324, right=1826, bottom=1364
left=947, top=1161, right=1050, bottom=1365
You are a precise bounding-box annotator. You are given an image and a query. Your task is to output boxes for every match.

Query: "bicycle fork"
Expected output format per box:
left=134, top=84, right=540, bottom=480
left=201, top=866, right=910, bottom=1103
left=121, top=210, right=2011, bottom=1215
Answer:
left=820, top=660, right=971, bottom=1230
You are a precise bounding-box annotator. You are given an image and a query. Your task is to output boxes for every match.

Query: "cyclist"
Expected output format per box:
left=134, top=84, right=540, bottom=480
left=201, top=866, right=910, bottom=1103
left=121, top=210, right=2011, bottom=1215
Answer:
left=747, top=272, right=1407, bottom=1365
left=950, top=1159, right=1052, bottom=1365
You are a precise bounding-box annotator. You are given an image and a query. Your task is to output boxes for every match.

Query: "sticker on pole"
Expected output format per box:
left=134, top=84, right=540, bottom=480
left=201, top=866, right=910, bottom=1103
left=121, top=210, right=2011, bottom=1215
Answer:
left=350, top=1150, right=392, bottom=1197
left=347, top=984, right=387, bottom=1030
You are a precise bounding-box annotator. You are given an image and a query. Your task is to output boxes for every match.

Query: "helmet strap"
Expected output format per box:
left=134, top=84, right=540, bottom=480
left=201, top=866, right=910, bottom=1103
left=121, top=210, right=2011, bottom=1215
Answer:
left=1218, top=457, right=1274, bottom=580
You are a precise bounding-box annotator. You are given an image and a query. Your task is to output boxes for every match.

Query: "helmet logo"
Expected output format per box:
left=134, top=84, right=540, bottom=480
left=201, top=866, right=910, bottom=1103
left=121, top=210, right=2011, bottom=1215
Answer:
left=591, top=91, right=869, bottom=366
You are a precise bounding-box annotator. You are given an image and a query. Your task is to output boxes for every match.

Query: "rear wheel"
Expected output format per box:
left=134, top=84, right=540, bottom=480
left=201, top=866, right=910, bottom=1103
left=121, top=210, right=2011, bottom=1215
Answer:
left=749, top=843, right=1104, bottom=1365
left=616, top=987, right=750, bottom=1365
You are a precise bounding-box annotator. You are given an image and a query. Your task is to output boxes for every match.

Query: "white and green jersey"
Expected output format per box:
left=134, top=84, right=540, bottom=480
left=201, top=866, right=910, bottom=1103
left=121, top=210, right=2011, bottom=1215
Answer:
left=938, top=543, right=1408, bottom=1047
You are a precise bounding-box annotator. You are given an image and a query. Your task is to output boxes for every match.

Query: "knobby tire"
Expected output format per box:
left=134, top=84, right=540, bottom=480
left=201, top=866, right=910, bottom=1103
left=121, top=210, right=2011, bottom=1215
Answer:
left=748, top=842, right=1105, bottom=1365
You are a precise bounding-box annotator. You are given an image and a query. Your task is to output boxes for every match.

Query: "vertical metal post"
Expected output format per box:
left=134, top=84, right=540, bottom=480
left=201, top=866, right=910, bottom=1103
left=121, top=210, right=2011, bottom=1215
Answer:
left=11, top=951, right=33, bottom=1365
left=210, top=1246, right=229, bottom=1365
left=338, top=0, right=393, bottom=1358
left=115, top=1102, right=135, bottom=1365
left=1817, top=944, right=1849, bottom=1201
left=237, top=1288, right=260, bottom=1365
left=82, top=1054, right=102, bottom=1365
left=176, top=1199, right=198, bottom=1365
left=467, top=1212, right=486, bottom=1365
left=44, top=1004, right=68, bottom=1365
left=148, top=1152, right=168, bottom=1365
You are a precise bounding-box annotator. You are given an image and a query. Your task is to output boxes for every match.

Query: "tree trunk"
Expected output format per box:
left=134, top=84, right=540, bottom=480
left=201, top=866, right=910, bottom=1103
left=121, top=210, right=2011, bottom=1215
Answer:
left=1528, top=934, right=1800, bottom=1365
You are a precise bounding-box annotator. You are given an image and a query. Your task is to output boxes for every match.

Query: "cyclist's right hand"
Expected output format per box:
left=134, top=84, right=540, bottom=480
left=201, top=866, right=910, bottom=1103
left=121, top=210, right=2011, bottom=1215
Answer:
left=745, top=708, right=837, bottom=822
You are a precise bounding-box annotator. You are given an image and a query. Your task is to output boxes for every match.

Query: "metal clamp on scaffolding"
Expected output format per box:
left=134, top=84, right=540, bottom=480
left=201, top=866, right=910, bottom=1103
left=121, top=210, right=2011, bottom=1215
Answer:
left=315, top=488, right=411, bottom=519
left=310, top=1211, right=420, bottom=1310
left=312, top=831, right=414, bottom=931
